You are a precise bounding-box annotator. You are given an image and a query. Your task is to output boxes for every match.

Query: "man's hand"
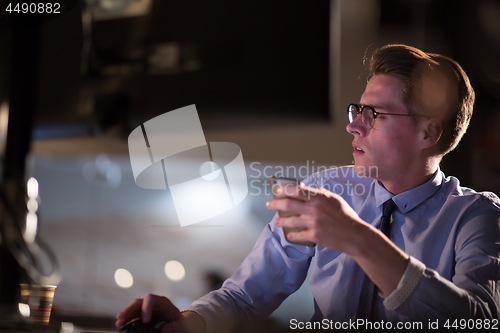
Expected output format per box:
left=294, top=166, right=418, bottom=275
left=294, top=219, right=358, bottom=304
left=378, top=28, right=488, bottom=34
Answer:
left=115, top=294, right=205, bottom=333
left=266, top=184, right=409, bottom=296
left=267, top=184, right=368, bottom=256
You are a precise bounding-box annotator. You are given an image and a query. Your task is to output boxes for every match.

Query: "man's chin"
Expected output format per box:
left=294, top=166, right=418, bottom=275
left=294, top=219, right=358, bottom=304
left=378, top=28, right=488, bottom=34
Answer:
left=353, top=163, right=379, bottom=179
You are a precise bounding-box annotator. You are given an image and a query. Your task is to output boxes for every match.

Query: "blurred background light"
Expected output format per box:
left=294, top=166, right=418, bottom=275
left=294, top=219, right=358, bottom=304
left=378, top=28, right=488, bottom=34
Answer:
left=18, top=303, right=30, bottom=318
left=24, top=212, right=38, bottom=244
left=164, top=260, right=185, bottom=281
left=27, top=177, right=39, bottom=199
left=27, top=198, right=38, bottom=213
left=114, top=268, right=133, bottom=288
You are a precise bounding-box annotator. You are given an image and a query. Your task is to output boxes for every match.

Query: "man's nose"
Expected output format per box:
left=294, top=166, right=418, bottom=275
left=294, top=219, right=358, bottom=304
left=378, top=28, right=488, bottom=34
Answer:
left=346, top=114, right=367, bottom=137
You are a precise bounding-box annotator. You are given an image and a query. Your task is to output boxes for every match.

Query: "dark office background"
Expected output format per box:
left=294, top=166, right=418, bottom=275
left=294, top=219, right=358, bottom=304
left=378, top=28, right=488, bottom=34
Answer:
left=0, top=0, right=497, bottom=188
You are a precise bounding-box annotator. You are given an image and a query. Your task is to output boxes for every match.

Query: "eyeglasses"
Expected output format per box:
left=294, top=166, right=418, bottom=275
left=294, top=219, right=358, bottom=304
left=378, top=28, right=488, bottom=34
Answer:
left=347, top=103, right=427, bottom=129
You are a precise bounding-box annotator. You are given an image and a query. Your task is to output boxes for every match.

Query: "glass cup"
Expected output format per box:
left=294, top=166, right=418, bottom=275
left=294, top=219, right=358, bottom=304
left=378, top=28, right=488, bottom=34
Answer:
left=270, top=176, right=315, bottom=247
left=19, top=284, right=57, bottom=325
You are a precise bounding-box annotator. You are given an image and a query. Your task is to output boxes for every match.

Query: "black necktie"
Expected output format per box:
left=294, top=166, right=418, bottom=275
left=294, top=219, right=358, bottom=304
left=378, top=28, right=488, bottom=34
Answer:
left=356, top=199, right=397, bottom=320
left=379, top=199, right=397, bottom=237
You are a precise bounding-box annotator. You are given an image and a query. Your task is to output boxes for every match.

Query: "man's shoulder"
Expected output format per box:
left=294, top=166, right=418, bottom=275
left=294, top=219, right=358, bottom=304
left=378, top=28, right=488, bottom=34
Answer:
left=441, top=175, right=500, bottom=212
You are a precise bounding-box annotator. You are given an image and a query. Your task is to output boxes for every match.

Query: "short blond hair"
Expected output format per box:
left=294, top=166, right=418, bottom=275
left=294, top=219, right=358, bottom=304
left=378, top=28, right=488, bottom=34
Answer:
left=368, top=44, right=475, bottom=155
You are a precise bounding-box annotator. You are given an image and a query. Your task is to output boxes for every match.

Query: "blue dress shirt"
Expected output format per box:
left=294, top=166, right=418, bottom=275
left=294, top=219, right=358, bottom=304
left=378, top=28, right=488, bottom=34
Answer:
left=183, top=166, right=500, bottom=332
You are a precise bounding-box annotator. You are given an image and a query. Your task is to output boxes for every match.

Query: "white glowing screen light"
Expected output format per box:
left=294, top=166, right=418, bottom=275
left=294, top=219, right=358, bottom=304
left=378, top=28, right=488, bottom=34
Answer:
left=24, top=212, right=37, bottom=244
left=114, top=268, right=133, bottom=288
left=27, top=177, right=39, bottom=199
left=60, top=322, right=75, bottom=331
left=27, top=198, right=38, bottom=213
left=169, top=177, right=232, bottom=226
left=18, top=303, right=30, bottom=317
left=164, top=260, right=185, bottom=281
left=199, top=161, right=221, bottom=181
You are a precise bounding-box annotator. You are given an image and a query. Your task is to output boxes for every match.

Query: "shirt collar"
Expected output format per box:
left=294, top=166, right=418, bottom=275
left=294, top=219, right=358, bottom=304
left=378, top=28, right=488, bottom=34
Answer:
left=374, top=168, right=444, bottom=214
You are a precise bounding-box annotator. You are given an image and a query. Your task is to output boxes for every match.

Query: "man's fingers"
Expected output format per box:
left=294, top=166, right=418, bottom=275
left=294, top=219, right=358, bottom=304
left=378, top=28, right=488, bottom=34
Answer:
left=266, top=184, right=328, bottom=214
left=116, top=298, right=143, bottom=327
left=287, top=228, right=314, bottom=243
left=142, top=294, right=155, bottom=323
left=115, top=318, right=128, bottom=328
left=266, top=197, right=306, bottom=214
left=275, top=184, right=322, bottom=201
left=142, top=294, right=181, bottom=323
left=275, top=216, right=308, bottom=229
left=116, top=294, right=182, bottom=328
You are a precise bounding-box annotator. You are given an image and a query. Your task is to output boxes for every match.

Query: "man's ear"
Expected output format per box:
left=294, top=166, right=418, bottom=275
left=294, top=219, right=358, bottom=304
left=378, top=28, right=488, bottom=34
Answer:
left=421, top=119, right=442, bottom=149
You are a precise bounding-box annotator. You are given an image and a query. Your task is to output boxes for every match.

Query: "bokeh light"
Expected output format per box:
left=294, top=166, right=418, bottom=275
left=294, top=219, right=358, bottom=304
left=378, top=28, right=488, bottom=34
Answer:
left=114, top=268, right=133, bottom=288
left=164, top=260, right=185, bottom=281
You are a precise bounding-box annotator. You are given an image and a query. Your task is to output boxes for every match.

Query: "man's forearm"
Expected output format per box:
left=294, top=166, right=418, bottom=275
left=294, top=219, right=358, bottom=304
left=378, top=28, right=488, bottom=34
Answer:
left=180, top=311, right=206, bottom=333
left=349, top=222, right=410, bottom=296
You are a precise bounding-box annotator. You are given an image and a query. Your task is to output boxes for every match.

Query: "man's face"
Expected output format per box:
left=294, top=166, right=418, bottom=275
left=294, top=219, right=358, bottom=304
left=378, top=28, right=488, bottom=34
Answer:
left=346, top=74, right=423, bottom=182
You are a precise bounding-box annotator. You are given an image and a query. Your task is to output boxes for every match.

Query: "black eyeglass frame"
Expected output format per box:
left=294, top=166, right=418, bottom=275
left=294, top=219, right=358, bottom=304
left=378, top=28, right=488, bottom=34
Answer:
left=347, top=103, right=428, bottom=129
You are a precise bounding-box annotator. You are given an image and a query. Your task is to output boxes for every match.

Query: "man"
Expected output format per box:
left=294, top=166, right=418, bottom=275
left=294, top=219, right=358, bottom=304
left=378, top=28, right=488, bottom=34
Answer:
left=116, top=44, right=500, bottom=332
